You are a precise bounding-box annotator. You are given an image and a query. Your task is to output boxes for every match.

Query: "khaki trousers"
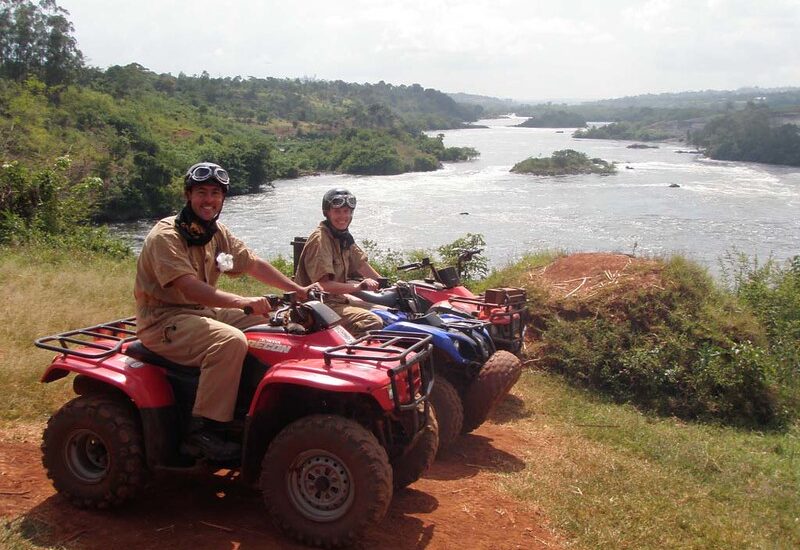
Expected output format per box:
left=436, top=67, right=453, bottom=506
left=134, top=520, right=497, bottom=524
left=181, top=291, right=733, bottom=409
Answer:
left=327, top=301, right=383, bottom=337
left=137, top=307, right=267, bottom=422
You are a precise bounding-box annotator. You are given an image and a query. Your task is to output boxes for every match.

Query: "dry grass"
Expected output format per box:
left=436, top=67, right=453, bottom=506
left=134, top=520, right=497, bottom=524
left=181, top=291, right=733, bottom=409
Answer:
left=0, top=248, right=137, bottom=421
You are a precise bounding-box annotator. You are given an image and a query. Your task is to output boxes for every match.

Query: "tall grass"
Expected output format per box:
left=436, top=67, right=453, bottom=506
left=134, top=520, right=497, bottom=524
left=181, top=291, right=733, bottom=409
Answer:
left=0, top=246, right=136, bottom=423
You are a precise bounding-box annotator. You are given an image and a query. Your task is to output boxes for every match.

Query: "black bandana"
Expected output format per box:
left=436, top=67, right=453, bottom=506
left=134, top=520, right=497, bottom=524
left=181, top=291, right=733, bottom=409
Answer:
left=323, top=219, right=355, bottom=250
left=175, top=202, right=219, bottom=246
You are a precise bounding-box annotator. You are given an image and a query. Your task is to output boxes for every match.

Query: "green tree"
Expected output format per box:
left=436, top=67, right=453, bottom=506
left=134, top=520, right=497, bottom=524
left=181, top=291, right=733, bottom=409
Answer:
left=0, top=0, right=83, bottom=86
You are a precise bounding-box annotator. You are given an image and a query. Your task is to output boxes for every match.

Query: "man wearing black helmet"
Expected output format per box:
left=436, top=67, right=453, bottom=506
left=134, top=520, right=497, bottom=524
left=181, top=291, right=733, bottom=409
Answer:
left=134, top=162, right=317, bottom=462
left=295, top=188, right=383, bottom=337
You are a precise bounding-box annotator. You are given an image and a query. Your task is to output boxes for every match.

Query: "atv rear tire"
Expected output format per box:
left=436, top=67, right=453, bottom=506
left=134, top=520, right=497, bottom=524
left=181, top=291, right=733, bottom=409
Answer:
left=260, top=414, right=392, bottom=548
left=391, top=407, right=439, bottom=489
left=461, top=351, right=522, bottom=434
left=428, top=377, right=463, bottom=453
left=41, top=394, right=147, bottom=509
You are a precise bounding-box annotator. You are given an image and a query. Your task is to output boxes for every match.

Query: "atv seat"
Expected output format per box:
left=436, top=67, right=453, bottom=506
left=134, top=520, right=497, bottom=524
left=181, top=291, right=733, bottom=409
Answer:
left=409, top=312, right=445, bottom=328
left=352, top=288, right=400, bottom=307
left=125, top=341, right=198, bottom=377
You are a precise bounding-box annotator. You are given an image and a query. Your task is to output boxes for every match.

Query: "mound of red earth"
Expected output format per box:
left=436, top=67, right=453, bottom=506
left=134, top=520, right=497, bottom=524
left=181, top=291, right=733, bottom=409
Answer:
left=529, top=252, right=664, bottom=302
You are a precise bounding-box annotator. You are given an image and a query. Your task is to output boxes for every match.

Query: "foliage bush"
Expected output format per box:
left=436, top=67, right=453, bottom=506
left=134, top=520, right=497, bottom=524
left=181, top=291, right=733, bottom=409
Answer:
left=573, top=121, right=672, bottom=142
left=720, top=252, right=800, bottom=416
left=0, top=157, right=129, bottom=257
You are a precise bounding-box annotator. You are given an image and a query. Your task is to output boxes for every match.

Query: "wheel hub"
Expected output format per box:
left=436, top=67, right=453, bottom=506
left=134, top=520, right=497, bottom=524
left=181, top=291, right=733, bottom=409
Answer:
left=64, top=429, right=109, bottom=483
left=288, top=450, right=354, bottom=522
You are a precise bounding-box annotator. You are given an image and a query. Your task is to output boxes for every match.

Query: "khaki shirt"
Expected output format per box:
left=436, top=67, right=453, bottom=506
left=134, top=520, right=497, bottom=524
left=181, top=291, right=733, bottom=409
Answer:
left=295, top=222, right=368, bottom=304
left=134, top=216, right=257, bottom=330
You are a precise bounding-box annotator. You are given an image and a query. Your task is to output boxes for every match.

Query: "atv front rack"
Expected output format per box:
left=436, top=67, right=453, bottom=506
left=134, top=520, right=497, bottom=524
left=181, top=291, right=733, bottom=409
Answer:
left=448, top=288, right=528, bottom=352
left=324, top=331, right=434, bottom=415
left=34, top=317, right=138, bottom=359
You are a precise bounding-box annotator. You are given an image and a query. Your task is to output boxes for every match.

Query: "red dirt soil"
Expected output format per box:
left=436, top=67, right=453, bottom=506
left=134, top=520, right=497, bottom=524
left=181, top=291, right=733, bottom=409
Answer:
left=0, top=419, right=561, bottom=549
left=533, top=252, right=663, bottom=299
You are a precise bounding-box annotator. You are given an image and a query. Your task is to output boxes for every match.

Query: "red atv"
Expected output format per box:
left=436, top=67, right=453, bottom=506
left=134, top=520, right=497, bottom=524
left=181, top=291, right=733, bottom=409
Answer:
left=35, top=292, right=437, bottom=548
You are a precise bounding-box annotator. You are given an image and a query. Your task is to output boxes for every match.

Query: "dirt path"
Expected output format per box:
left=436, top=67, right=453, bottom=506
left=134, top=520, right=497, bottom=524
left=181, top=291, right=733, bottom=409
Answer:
left=0, top=419, right=560, bottom=549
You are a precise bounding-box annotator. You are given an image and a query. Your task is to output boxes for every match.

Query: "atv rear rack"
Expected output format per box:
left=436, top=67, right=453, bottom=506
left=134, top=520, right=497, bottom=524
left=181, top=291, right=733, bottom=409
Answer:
left=324, top=331, right=434, bottom=415
left=34, top=317, right=138, bottom=359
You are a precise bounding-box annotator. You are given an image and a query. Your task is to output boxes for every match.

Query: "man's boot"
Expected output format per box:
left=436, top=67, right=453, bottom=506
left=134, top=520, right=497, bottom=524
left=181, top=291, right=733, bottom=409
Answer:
left=181, top=417, right=241, bottom=462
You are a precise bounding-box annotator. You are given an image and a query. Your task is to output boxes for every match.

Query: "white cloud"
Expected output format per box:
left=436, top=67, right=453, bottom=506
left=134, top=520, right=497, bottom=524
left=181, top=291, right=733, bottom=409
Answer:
left=58, top=0, right=800, bottom=100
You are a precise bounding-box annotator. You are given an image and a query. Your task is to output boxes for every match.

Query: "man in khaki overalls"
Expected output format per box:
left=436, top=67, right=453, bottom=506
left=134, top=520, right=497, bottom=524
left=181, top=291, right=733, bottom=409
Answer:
left=295, top=188, right=383, bottom=337
left=135, top=162, right=316, bottom=461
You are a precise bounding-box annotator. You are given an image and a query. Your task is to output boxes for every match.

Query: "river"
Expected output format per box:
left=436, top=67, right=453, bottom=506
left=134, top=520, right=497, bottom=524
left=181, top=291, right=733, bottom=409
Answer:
left=113, top=116, right=800, bottom=275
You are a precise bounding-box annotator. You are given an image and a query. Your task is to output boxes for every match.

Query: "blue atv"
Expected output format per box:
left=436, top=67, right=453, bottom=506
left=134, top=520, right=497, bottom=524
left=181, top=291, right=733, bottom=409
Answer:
left=362, top=283, right=522, bottom=453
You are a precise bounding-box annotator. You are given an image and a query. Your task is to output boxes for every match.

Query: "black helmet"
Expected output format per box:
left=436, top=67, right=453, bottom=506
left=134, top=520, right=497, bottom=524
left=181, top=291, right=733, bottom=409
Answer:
left=322, top=188, right=357, bottom=214
left=184, top=162, right=230, bottom=193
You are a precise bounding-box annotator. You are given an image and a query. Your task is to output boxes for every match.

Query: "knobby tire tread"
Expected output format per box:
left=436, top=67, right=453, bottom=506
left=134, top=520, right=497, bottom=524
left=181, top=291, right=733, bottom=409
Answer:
left=260, top=414, right=392, bottom=549
left=41, top=394, right=146, bottom=509
left=461, top=351, right=522, bottom=433
left=429, top=377, right=463, bottom=452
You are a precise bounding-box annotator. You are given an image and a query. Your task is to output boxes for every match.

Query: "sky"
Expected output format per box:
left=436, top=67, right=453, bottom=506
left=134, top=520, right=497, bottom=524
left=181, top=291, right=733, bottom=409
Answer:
left=58, top=0, right=800, bottom=102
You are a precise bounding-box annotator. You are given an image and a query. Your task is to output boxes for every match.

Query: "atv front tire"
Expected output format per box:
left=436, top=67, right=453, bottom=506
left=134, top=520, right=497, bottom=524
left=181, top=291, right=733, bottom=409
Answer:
left=41, top=394, right=147, bottom=509
left=391, top=407, right=439, bottom=489
left=461, top=351, right=522, bottom=433
left=428, top=377, right=463, bottom=453
left=260, top=414, right=392, bottom=548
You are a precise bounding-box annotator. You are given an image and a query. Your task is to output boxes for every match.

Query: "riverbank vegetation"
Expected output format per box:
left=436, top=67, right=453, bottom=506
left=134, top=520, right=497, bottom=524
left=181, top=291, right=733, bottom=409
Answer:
left=689, top=102, right=800, bottom=165
left=510, top=149, right=616, bottom=176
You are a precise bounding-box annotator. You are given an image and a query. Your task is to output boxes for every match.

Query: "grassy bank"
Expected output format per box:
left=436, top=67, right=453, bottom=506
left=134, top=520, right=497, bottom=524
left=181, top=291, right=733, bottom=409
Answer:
left=497, top=371, right=800, bottom=548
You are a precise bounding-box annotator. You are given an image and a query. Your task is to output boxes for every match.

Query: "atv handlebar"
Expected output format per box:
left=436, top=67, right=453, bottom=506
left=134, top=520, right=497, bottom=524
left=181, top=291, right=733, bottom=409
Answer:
left=396, top=258, right=431, bottom=272
left=243, top=288, right=325, bottom=315
left=243, top=294, right=284, bottom=315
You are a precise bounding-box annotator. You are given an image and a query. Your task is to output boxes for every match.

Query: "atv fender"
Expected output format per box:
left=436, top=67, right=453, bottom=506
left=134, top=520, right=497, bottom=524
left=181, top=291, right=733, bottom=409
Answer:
left=41, top=356, right=175, bottom=408
left=42, top=356, right=183, bottom=468
left=249, top=362, right=392, bottom=415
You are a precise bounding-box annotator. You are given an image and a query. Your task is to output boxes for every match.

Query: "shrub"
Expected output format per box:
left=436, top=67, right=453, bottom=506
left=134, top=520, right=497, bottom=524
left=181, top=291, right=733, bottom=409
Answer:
left=538, top=256, right=782, bottom=426
left=0, top=158, right=129, bottom=256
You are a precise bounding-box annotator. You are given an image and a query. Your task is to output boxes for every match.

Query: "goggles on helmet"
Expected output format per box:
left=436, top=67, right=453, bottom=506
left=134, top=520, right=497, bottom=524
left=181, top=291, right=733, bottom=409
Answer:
left=328, top=194, right=357, bottom=209
left=188, top=165, right=230, bottom=185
